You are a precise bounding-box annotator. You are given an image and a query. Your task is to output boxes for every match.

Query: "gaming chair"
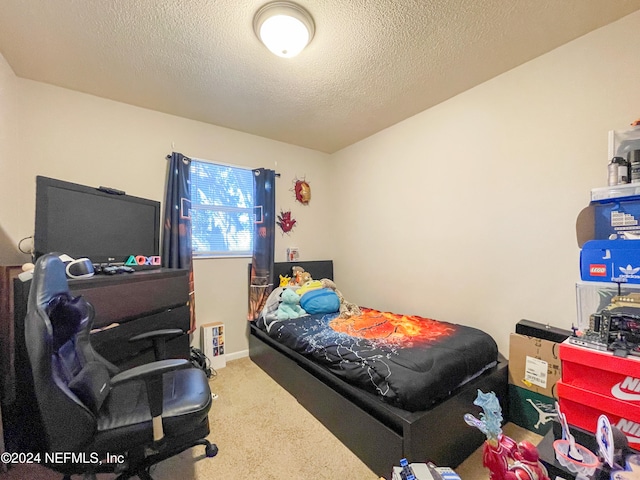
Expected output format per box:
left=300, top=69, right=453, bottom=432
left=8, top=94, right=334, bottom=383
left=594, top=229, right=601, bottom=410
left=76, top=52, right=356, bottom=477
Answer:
left=24, top=253, right=217, bottom=480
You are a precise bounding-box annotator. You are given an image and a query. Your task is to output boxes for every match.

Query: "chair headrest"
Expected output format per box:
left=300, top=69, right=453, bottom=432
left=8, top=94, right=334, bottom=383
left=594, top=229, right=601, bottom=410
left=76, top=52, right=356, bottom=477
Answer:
left=27, top=254, right=70, bottom=316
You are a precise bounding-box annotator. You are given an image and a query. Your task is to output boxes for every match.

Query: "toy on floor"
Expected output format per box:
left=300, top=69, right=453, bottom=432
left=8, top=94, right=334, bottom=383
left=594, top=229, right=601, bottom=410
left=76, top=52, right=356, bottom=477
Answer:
left=552, top=402, right=599, bottom=477
left=390, top=458, right=461, bottom=480
left=464, top=389, right=549, bottom=480
left=595, top=414, right=635, bottom=479
left=276, top=288, right=306, bottom=320
left=508, top=441, right=550, bottom=480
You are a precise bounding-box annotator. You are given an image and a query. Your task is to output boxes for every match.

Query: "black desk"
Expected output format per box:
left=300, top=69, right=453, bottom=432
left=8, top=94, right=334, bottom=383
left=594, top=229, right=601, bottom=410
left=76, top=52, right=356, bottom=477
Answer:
left=8, top=268, right=191, bottom=453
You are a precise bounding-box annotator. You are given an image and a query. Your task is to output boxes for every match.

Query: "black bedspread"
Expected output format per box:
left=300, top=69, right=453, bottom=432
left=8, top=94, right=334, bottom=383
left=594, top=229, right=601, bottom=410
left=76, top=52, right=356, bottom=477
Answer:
left=256, top=307, right=498, bottom=412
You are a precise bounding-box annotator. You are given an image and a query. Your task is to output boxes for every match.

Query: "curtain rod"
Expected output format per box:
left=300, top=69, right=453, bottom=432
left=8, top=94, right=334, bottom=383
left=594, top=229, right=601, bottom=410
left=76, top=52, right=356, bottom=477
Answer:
left=166, top=154, right=280, bottom=177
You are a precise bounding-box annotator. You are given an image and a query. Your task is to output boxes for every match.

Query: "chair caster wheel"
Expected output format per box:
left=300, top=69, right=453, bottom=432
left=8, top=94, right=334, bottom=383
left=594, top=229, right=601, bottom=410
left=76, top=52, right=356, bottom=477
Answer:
left=205, top=443, right=218, bottom=458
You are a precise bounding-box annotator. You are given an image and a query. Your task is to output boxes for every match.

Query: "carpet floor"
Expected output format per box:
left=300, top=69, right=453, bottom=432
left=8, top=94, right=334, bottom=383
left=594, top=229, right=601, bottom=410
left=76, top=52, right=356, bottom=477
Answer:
left=2, top=357, right=540, bottom=479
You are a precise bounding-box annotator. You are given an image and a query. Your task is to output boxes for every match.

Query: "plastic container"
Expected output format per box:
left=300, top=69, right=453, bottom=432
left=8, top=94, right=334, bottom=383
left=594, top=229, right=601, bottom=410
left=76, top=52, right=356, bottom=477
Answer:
left=612, top=124, right=640, bottom=157
left=591, top=183, right=640, bottom=201
left=575, top=281, right=640, bottom=333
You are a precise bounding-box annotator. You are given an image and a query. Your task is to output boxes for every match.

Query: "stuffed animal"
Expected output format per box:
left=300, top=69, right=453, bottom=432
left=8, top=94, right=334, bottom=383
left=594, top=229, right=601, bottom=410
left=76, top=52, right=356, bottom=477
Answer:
left=291, top=266, right=312, bottom=286
left=321, top=278, right=362, bottom=319
left=276, top=288, right=307, bottom=320
left=279, top=274, right=291, bottom=287
left=295, top=280, right=323, bottom=296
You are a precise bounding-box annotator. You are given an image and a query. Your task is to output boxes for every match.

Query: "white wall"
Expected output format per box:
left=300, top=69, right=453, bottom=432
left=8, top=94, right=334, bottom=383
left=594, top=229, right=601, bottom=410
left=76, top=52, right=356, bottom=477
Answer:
left=328, top=10, right=640, bottom=356
left=3, top=10, right=640, bottom=360
left=0, top=54, right=332, bottom=356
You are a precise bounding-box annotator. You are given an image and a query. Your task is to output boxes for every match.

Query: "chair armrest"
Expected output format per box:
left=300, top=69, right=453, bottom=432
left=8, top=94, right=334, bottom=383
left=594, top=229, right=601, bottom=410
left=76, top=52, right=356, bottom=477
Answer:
left=110, top=359, right=190, bottom=386
left=128, top=329, right=184, bottom=343
left=128, top=329, right=184, bottom=361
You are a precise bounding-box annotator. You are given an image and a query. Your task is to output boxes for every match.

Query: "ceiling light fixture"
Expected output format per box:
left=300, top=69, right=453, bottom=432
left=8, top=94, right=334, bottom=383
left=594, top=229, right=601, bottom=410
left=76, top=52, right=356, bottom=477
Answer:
left=253, top=2, right=315, bottom=58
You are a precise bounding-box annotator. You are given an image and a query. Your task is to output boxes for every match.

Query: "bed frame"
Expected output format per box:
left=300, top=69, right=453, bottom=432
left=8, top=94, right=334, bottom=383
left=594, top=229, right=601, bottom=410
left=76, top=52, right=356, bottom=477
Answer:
left=248, top=260, right=508, bottom=476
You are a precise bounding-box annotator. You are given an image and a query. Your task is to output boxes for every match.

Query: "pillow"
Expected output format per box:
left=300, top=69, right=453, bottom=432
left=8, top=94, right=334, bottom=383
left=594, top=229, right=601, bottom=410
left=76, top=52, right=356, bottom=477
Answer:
left=300, top=288, right=340, bottom=314
left=68, top=361, right=111, bottom=414
left=46, top=293, right=86, bottom=349
left=259, top=287, right=285, bottom=320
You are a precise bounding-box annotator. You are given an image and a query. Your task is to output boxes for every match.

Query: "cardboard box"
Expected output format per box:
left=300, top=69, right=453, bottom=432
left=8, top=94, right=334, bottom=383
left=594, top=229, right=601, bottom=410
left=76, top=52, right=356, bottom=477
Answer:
left=593, top=196, right=640, bottom=240
left=580, top=239, right=640, bottom=284
left=508, top=333, right=562, bottom=399
left=508, top=384, right=557, bottom=435
left=577, top=196, right=640, bottom=246
left=200, top=322, right=226, bottom=370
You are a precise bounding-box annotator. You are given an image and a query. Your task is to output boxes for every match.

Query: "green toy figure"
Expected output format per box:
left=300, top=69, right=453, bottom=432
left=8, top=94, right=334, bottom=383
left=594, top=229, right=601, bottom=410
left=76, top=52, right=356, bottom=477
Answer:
left=276, top=288, right=307, bottom=320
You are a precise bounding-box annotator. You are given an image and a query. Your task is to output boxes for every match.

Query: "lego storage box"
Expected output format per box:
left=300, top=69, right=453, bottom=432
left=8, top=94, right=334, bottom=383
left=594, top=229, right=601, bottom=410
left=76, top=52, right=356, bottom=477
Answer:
left=557, top=340, right=640, bottom=450
left=580, top=240, right=640, bottom=284
left=508, top=333, right=562, bottom=434
left=576, top=194, right=640, bottom=246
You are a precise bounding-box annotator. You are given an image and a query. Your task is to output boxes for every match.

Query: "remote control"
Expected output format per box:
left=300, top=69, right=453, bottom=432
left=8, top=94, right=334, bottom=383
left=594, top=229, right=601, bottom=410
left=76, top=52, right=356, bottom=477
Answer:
left=97, top=186, right=126, bottom=195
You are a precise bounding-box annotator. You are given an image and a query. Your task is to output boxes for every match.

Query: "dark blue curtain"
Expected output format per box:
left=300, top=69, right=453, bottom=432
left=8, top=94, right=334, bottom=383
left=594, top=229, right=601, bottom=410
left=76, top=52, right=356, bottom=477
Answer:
left=248, top=168, right=276, bottom=321
left=163, top=152, right=196, bottom=332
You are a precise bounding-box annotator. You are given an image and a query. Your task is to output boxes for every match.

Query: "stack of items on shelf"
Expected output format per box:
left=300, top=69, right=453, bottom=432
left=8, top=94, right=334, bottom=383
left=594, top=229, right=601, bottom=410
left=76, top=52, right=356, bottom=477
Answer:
left=575, top=119, right=640, bottom=356
left=534, top=119, right=640, bottom=478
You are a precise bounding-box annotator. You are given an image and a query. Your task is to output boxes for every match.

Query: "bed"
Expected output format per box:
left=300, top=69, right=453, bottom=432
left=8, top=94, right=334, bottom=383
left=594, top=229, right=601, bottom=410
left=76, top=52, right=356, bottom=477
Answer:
left=248, top=260, right=508, bottom=476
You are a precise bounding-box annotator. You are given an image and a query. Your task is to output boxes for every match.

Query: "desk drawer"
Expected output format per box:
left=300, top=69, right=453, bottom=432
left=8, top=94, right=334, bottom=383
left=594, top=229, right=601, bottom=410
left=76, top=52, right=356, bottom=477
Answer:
left=71, top=270, right=189, bottom=329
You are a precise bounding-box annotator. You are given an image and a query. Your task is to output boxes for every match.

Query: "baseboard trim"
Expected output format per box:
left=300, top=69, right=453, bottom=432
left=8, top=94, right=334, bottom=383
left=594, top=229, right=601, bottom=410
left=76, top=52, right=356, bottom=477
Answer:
left=226, top=349, right=249, bottom=362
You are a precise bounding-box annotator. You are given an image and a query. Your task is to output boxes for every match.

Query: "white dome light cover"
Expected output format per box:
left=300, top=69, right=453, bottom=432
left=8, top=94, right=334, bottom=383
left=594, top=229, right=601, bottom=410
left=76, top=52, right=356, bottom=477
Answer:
left=253, top=2, right=315, bottom=58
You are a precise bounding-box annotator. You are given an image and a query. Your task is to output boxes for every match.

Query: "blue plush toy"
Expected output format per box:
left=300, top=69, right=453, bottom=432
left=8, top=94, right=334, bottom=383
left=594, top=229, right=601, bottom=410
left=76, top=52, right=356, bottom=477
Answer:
left=277, top=288, right=307, bottom=320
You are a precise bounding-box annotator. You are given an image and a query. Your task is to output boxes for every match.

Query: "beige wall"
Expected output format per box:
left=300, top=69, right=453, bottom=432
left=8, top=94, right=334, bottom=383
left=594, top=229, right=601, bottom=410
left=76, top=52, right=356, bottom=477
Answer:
left=329, top=10, right=640, bottom=355
left=0, top=54, right=332, bottom=357
left=2, top=10, right=640, bottom=360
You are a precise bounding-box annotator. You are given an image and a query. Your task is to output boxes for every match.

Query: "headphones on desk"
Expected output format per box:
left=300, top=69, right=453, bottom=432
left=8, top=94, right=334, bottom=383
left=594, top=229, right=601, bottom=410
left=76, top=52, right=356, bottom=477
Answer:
left=66, top=258, right=94, bottom=279
left=58, top=254, right=95, bottom=279
left=20, top=254, right=95, bottom=281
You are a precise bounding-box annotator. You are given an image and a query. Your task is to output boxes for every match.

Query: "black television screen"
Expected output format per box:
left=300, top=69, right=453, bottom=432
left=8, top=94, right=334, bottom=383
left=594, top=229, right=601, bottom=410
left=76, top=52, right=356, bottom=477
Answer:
left=34, top=176, right=161, bottom=265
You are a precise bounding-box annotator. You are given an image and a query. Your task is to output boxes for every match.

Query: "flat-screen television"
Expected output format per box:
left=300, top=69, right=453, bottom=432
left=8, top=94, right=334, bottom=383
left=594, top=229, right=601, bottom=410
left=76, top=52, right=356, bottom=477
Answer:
left=34, top=176, right=161, bottom=266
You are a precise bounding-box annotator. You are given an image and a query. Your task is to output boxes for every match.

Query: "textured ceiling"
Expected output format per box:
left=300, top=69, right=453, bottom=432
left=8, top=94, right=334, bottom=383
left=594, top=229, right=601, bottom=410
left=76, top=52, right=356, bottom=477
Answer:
left=1, top=1, right=640, bottom=153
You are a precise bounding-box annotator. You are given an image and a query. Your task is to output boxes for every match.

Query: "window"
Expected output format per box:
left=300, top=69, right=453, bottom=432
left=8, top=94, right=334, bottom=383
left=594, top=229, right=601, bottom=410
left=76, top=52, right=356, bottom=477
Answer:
left=190, top=160, right=254, bottom=257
